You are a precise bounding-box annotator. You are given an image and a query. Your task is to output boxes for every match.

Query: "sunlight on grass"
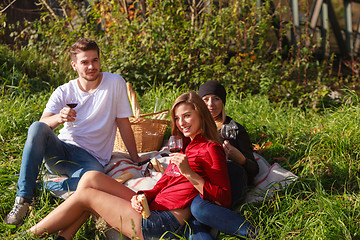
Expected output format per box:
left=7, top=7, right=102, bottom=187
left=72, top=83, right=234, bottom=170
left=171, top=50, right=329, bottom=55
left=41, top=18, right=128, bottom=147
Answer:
left=1, top=87, right=359, bottom=239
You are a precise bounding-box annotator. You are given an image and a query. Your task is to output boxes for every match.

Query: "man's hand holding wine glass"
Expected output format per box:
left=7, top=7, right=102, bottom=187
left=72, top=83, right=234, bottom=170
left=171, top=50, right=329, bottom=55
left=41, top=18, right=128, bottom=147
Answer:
left=60, top=93, right=78, bottom=127
left=58, top=107, right=77, bottom=125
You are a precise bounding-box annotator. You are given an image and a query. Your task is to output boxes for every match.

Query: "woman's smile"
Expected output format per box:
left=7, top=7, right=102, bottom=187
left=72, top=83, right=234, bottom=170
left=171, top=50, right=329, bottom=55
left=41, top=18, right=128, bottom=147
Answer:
left=175, top=103, right=201, bottom=140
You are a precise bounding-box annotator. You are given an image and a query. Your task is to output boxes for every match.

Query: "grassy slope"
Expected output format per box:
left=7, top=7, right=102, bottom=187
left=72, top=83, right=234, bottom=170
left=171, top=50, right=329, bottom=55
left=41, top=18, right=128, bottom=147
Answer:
left=1, top=87, right=359, bottom=239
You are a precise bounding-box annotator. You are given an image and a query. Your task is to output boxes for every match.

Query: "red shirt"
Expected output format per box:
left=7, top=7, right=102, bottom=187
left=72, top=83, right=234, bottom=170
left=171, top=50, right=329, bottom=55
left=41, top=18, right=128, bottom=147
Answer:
left=141, top=134, right=231, bottom=210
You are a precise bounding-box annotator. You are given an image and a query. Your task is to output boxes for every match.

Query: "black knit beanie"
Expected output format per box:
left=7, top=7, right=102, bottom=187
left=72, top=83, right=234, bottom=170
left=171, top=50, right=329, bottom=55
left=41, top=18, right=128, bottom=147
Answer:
left=198, top=81, right=227, bottom=105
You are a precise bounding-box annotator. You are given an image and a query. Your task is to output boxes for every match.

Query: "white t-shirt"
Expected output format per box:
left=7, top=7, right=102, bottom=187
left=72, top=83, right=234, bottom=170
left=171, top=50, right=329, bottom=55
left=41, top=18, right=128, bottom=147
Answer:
left=43, top=72, right=132, bottom=166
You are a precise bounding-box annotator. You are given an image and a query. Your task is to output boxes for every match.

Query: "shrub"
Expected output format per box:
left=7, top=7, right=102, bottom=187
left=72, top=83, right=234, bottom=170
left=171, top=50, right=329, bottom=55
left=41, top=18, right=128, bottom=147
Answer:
left=2, top=0, right=359, bottom=109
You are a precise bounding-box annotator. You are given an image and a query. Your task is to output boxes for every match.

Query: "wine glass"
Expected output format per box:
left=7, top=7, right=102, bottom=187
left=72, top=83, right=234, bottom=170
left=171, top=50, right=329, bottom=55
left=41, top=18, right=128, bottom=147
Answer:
left=220, top=125, right=236, bottom=141
left=166, top=136, right=183, bottom=177
left=65, top=93, right=78, bottom=127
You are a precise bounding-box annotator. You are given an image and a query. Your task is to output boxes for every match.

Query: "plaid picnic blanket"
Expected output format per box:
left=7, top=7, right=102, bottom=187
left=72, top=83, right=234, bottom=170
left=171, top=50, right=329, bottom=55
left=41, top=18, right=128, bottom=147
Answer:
left=45, top=150, right=298, bottom=239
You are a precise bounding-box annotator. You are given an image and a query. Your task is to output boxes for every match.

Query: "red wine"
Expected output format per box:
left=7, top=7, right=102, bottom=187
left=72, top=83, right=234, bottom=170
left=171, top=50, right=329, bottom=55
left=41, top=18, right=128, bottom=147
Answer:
left=67, top=103, right=78, bottom=108
left=170, top=147, right=182, bottom=153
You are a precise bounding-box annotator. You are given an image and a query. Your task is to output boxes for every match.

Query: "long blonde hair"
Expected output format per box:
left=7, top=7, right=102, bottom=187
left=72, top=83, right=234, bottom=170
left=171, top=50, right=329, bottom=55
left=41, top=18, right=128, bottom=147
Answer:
left=213, top=103, right=226, bottom=130
left=170, top=91, right=221, bottom=145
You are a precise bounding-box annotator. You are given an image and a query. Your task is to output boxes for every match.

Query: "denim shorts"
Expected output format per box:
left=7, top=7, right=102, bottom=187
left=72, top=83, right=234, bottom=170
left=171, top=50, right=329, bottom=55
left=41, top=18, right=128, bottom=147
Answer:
left=141, top=210, right=182, bottom=239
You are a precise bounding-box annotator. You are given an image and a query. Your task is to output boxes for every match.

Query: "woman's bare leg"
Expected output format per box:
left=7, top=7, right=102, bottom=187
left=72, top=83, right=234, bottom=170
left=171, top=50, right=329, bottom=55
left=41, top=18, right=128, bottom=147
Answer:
left=28, top=192, right=86, bottom=237
left=57, top=212, right=90, bottom=240
left=28, top=172, right=143, bottom=239
left=76, top=171, right=136, bottom=201
left=55, top=171, right=137, bottom=239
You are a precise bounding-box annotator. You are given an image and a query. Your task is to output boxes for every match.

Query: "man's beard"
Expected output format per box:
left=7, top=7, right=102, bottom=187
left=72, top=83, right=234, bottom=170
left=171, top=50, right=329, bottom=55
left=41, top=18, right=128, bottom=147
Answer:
left=84, top=71, right=101, bottom=81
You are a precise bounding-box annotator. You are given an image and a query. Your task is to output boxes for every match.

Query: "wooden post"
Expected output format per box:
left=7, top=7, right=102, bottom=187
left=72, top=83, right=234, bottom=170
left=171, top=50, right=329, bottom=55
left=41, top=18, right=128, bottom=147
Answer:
left=310, top=0, right=323, bottom=29
left=321, top=0, right=330, bottom=57
left=344, top=0, right=353, bottom=56
left=257, top=0, right=262, bottom=20
left=326, top=0, right=349, bottom=57
left=354, top=17, right=360, bottom=54
left=290, top=0, right=300, bottom=45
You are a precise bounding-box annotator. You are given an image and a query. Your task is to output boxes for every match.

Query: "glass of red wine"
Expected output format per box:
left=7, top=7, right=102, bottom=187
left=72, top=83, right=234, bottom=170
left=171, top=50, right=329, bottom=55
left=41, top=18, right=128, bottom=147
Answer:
left=166, top=136, right=183, bottom=177
left=220, top=125, right=236, bottom=141
left=65, top=93, right=78, bottom=127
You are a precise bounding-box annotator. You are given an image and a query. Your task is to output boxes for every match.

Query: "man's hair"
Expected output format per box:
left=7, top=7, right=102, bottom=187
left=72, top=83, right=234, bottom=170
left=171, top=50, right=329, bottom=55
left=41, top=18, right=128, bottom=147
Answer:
left=170, top=91, right=221, bottom=145
left=69, top=38, right=100, bottom=61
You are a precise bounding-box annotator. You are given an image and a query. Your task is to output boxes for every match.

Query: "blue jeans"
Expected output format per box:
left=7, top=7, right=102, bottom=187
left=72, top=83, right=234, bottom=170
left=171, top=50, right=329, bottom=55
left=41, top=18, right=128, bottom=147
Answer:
left=186, top=217, right=214, bottom=240
left=16, top=121, right=104, bottom=200
left=189, top=195, right=253, bottom=239
left=141, top=210, right=182, bottom=239
left=227, top=161, right=248, bottom=208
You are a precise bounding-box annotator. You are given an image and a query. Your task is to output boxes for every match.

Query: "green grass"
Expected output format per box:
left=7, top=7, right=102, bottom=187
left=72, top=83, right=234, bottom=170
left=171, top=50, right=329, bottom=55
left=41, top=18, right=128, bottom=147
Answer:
left=1, top=86, right=359, bottom=239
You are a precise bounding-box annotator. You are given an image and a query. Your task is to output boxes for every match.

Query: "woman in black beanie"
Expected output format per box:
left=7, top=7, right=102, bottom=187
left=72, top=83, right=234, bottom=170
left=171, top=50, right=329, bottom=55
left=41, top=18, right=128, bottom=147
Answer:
left=189, top=80, right=259, bottom=239
left=197, top=81, right=259, bottom=201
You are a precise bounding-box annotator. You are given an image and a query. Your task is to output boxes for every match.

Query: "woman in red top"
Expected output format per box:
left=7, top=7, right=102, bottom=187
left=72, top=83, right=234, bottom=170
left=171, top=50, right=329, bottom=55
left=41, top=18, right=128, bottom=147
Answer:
left=22, top=92, right=231, bottom=240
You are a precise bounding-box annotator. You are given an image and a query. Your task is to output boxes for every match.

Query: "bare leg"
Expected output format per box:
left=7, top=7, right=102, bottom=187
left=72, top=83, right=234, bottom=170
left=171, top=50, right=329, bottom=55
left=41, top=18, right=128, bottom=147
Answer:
left=55, top=171, right=136, bottom=239
left=76, top=171, right=136, bottom=201
left=57, top=171, right=136, bottom=239
left=28, top=172, right=143, bottom=239
left=57, top=212, right=90, bottom=240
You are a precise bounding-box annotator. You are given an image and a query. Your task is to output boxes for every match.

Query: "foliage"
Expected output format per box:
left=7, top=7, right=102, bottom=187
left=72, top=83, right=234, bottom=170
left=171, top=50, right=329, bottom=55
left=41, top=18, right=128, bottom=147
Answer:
left=2, top=0, right=358, bottom=107
left=0, top=45, right=49, bottom=96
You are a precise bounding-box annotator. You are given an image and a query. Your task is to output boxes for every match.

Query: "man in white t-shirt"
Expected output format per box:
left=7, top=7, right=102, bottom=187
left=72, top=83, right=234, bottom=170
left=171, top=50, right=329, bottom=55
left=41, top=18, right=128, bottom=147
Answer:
left=5, top=38, right=143, bottom=226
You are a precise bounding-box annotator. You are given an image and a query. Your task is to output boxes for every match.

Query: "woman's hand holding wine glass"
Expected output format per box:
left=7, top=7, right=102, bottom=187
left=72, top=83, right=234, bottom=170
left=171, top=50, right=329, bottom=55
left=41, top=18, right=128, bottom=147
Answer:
left=166, top=136, right=183, bottom=177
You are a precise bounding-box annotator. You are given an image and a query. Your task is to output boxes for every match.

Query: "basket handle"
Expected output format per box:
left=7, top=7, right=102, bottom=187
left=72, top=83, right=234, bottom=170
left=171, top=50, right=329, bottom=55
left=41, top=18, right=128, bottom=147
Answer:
left=138, top=109, right=169, bottom=119
left=126, top=82, right=141, bottom=118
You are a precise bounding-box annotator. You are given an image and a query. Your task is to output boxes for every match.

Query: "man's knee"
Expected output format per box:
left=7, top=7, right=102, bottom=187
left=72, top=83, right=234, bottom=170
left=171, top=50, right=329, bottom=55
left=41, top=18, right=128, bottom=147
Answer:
left=28, top=121, right=51, bottom=137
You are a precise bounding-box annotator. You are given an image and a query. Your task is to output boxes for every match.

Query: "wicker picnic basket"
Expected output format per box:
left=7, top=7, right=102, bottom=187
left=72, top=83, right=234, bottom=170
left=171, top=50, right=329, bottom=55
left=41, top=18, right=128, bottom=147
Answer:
left=113, top=83, right=170, bottom=153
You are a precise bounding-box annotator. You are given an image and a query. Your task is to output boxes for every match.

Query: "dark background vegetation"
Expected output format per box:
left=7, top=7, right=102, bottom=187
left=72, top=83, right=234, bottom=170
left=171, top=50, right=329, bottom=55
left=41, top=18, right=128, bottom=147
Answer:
left=1, top=0, right=359, bottom=108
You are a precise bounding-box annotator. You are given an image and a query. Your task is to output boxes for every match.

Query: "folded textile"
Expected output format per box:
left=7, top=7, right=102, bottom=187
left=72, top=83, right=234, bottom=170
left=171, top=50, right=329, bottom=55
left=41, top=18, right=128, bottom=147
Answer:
left=105, top=151, right=169, bottom=191
left=245, top=153, right=299, bottom=203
